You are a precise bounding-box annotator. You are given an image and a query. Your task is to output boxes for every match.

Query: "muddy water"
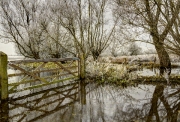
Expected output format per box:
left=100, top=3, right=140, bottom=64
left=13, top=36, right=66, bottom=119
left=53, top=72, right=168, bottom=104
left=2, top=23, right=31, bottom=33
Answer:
left=1, top=81, right=180, bottom=122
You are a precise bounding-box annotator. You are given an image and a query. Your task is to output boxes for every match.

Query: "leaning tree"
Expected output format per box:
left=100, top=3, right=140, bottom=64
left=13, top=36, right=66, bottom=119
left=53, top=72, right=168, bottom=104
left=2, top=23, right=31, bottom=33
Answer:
left=114, top=0, right=180, bottom=78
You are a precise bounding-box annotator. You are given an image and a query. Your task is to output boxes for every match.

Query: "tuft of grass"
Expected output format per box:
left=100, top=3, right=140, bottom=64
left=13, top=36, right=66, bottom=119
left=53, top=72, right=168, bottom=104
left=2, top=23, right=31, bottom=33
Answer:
left=86, top=61, right=137, bottom=85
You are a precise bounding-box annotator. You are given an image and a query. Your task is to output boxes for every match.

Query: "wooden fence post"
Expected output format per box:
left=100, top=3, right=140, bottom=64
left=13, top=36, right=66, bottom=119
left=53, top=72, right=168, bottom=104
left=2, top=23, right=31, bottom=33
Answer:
left=0, top=99, right=9, bottom=121
left=77, top=58, right=80, bottom=78
left=0, top=51, right=8, bottom=100
left=79, top=53, right=85, bottom=79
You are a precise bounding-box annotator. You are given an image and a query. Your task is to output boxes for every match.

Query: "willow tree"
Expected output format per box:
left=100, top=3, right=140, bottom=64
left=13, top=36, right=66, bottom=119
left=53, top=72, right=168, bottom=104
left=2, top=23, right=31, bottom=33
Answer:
left=48, top=0, right=117, bottom=79
left=164, top=12, right=180, bottom=56
left=114, top=0, right=180, bottom=78
left=85, top=0, right=118, bottom=60
left=38, top=3, right=76, bottom=59
left=0, top=0, right=49, bottom=59
left=41, top=18, right=76, bottom=58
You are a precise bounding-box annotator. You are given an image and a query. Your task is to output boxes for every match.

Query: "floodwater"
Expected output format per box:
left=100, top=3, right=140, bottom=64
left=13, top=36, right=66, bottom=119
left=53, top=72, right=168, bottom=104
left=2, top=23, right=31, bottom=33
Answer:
left=0, top=81, right=180, bottom=122
left=0, top=66, right=180, bottom=122
left=136, top=67, right=180, bottom=76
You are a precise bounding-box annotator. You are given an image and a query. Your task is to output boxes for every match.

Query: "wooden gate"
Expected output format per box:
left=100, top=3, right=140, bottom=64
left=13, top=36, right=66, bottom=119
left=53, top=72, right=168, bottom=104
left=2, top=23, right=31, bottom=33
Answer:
left=0, top=51, right=80, bottom=99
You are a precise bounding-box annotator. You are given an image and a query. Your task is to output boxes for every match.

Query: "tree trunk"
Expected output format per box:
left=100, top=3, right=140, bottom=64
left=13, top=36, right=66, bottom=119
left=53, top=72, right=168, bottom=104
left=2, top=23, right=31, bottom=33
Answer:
left=79, top=53, right=86, bottom=79
left=92, top=51, right=100, bottom=61
left=154, top=41, right=171, bottom=77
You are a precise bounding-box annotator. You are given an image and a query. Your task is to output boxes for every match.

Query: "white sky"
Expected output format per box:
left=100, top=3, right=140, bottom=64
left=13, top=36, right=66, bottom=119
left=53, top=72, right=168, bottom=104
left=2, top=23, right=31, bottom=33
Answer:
left=0, top=41, right=154, bottom=56
left=139, top=42, right=155, bottom=51
left=0, top=42, right=16, bottom=55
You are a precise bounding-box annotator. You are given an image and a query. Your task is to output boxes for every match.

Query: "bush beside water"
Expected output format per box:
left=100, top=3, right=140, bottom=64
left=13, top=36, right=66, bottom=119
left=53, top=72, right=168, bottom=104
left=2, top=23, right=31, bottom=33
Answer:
left=86, top=61, right=138, bottom=86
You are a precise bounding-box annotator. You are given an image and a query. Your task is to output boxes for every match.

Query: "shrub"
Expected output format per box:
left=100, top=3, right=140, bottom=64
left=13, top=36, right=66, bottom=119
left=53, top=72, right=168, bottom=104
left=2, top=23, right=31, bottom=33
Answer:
left=86, top=61, right=137, bottom=85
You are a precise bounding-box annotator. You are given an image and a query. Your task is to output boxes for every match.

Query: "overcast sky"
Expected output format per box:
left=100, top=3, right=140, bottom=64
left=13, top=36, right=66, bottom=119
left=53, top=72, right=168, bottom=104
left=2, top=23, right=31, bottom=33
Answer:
left=0, top=42, right=16, bottom=55
left=0, top=41, right=154, bottom=56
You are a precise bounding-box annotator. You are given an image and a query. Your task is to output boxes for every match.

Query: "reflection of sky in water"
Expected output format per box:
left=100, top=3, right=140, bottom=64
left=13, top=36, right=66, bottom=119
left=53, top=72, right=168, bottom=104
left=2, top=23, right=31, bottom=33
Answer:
left=2, top=81, right=179, bottom=122
left=5, top=67, right=180, bottom=122
left=38, top=84, right=180, bottom=122
left=104, top=85, right=155, bottom=116
left=81, top=84, right=179, bottom=122
left=136, top=68, right=180, bottom=76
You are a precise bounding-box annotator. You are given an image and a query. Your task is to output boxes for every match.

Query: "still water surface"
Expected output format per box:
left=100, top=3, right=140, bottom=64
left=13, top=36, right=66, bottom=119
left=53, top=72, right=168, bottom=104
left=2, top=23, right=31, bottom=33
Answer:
left=1, top=81, right=180, bottom=122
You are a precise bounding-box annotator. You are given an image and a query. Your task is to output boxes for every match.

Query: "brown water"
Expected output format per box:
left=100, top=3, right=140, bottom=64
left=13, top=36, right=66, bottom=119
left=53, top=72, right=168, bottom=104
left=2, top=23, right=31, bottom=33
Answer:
left=0, top=81, right=180, bottom=122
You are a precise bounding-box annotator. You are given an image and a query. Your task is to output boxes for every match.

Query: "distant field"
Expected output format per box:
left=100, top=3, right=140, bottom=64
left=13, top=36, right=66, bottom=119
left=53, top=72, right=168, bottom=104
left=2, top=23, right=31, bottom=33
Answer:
left=8, top=55, right=25, bottom=61
left=92, top=54, right=180, bottom=64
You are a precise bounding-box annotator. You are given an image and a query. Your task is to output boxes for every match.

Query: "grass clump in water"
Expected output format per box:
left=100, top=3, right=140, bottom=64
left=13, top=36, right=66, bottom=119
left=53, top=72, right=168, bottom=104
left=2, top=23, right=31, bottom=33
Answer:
left=86, top=61, right=137, bottom=85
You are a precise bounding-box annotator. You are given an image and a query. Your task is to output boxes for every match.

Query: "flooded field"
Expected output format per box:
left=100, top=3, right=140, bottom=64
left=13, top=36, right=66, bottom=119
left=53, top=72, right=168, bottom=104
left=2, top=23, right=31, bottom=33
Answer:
left=136, top=66, right=180, bottom=77
left=1, top=65, right=180, bottom=122
left=0, top=80, right=180, bottom=122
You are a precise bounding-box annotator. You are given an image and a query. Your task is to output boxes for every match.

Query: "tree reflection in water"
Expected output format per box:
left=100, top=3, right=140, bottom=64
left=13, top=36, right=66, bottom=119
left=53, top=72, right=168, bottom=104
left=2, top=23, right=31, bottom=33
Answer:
left=146, top=85, right=180, bottom=122
left=0, top=82, right=180, bottom=122
left=78, top=83, right=180, bottom=122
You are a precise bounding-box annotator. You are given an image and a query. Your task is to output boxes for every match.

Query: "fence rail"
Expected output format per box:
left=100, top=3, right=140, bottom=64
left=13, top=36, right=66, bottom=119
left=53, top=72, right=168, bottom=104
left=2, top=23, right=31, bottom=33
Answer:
left=0, top=51, right=80, bottom=100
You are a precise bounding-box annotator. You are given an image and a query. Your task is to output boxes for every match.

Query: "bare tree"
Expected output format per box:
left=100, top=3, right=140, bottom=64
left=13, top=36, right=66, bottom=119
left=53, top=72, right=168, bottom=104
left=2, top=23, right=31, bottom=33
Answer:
left=164, top=14, right=180, bottom=56
left=86, top=0, right=118, bottom=60
left=128, top=42, right=142, bottom=56
left=109, top=39, right=120, bottom=57
left=114, top=0, right=180, bottom=78
left=48, top=0, right=118, bottom=79
left=0, top=0, right=49, bottom=59
left=41, top=3, right=76, bottom=59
